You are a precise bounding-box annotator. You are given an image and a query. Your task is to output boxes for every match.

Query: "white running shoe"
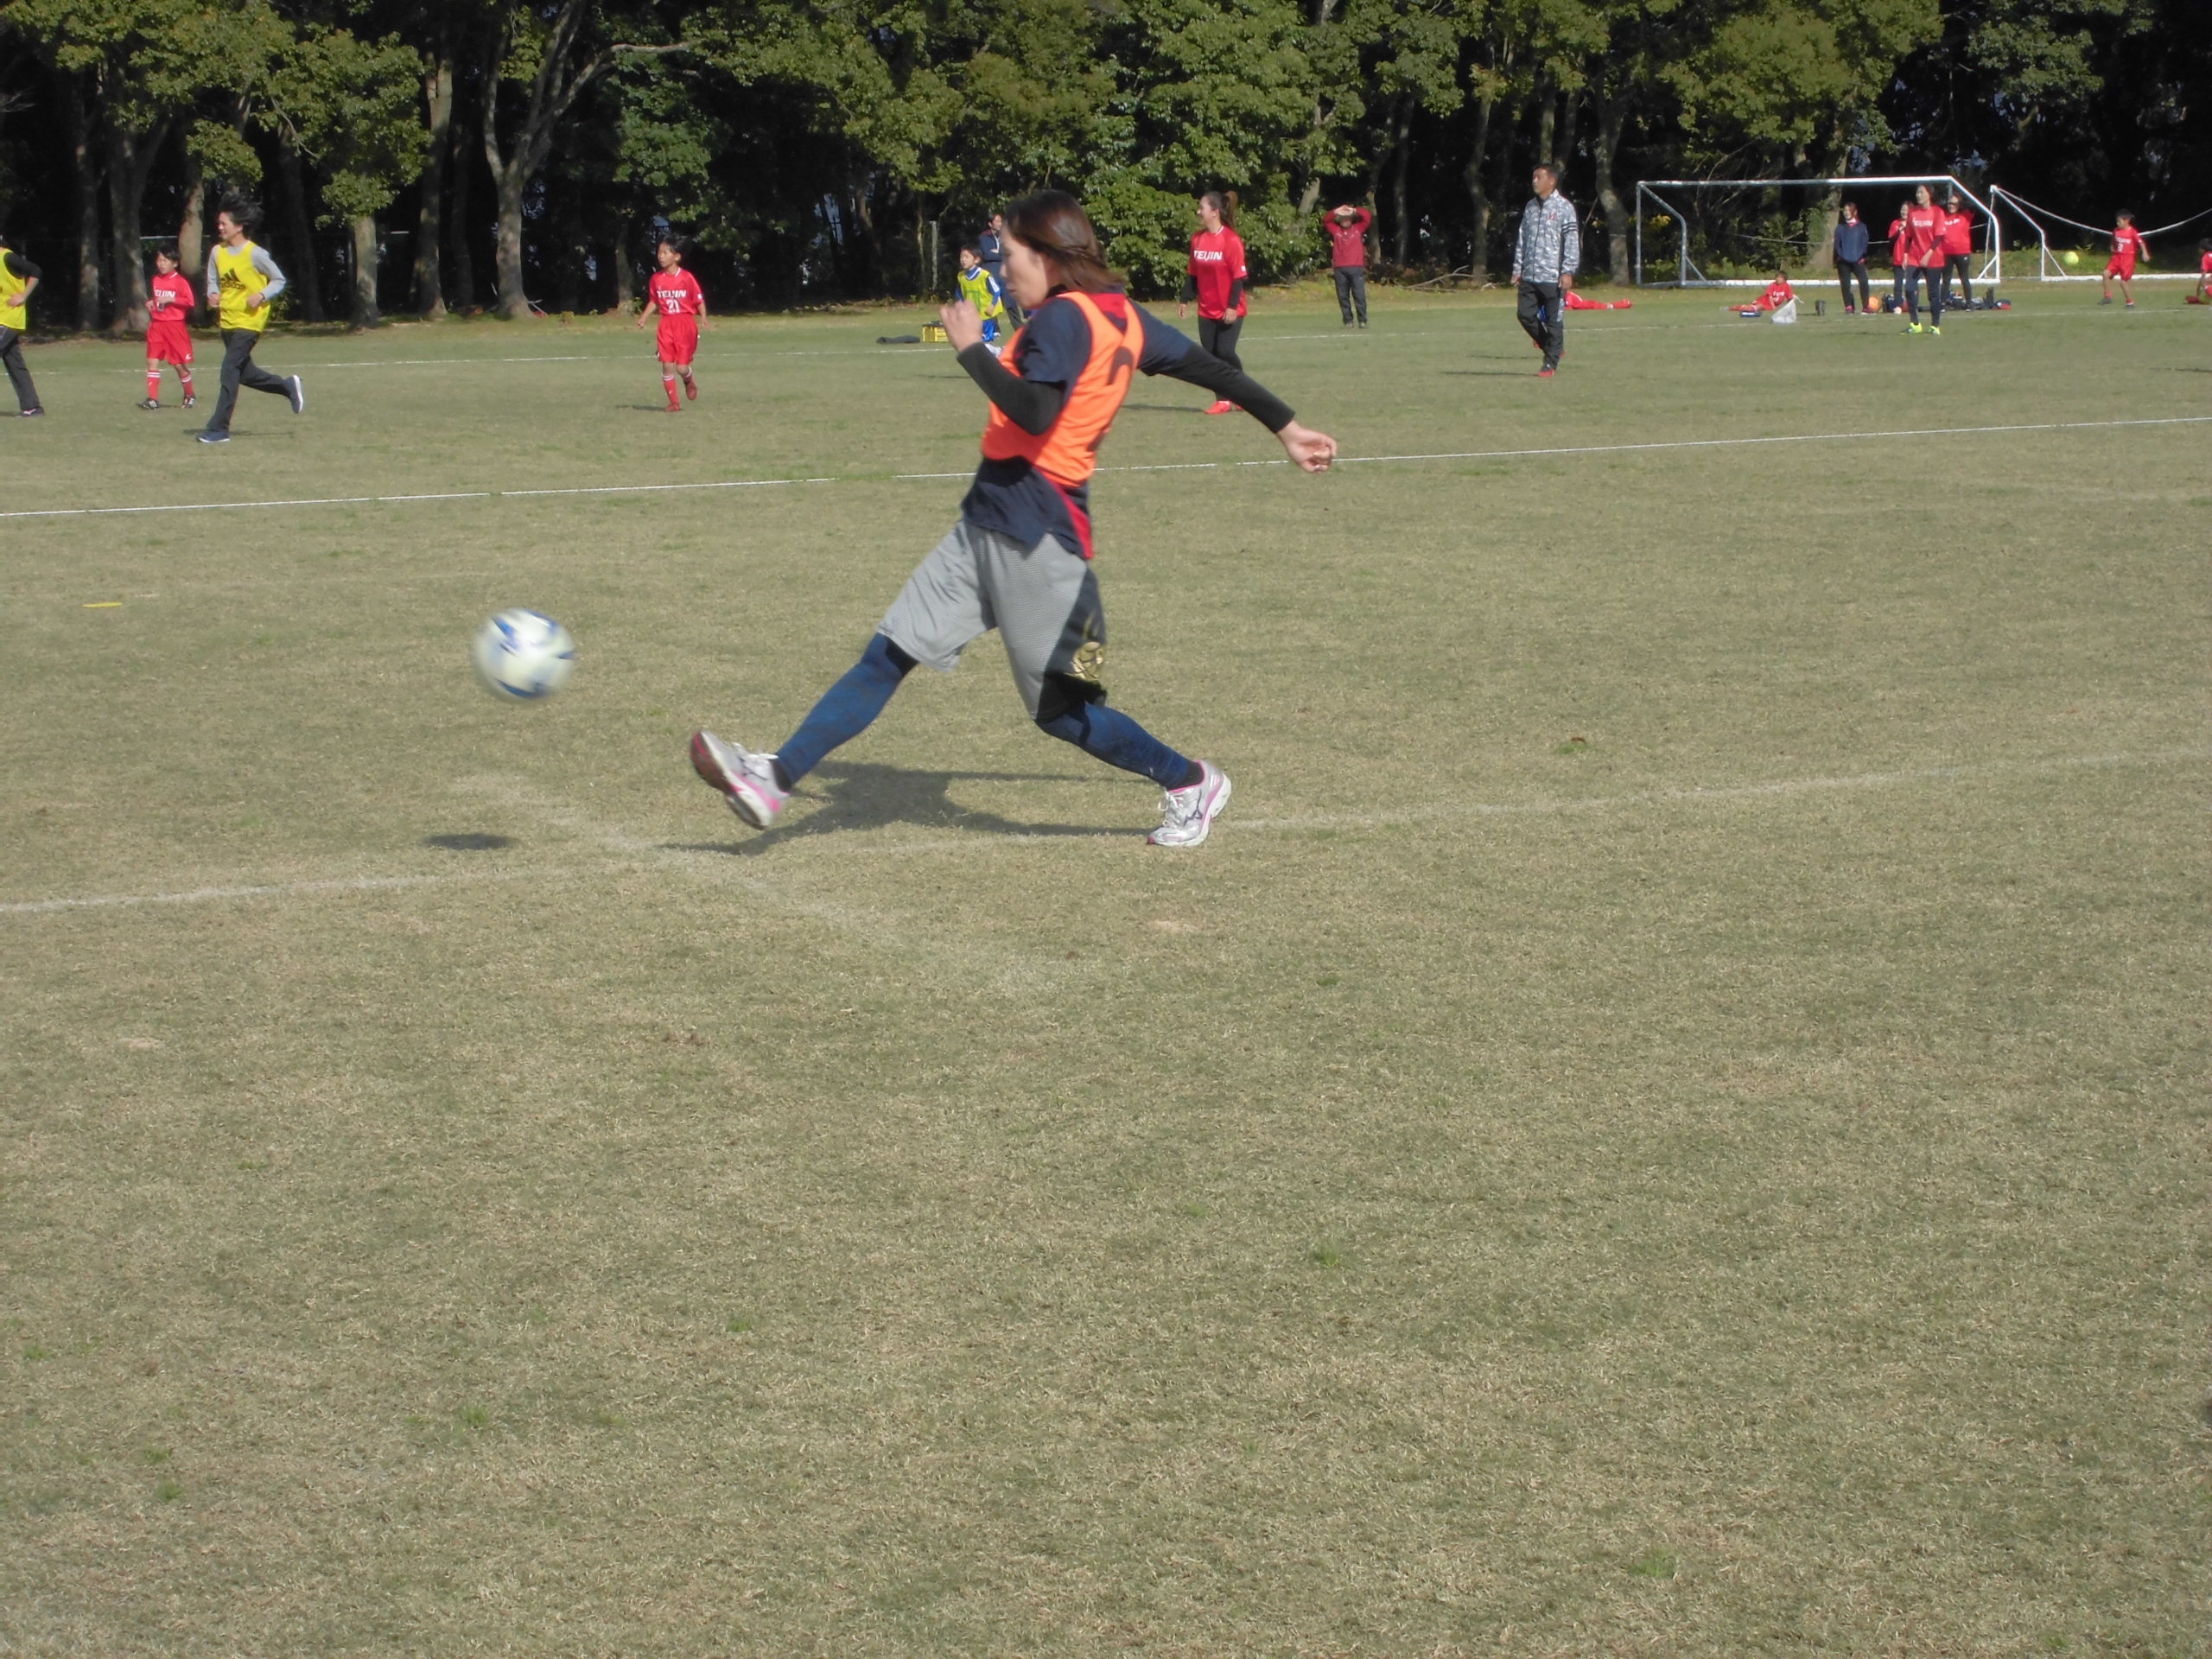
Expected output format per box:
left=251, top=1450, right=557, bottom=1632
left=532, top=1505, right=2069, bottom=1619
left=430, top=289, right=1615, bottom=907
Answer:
left=1148, top=761, right=1230, bottom=848
left=286, top=375, right=306, bottom=414
left=690, top=729, right=788, bottom=829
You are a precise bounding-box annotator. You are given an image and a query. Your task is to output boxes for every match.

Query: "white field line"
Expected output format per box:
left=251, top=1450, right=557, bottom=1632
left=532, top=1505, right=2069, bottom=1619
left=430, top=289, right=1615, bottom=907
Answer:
left=5, top=748, right=2197, bottom=918
left=10, top=412, right=2202, bottom=525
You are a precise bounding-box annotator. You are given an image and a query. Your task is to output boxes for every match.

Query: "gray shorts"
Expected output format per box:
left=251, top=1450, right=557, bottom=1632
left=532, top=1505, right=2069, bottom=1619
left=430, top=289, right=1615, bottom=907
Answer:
left=879, top=521, right=1107, bottom=718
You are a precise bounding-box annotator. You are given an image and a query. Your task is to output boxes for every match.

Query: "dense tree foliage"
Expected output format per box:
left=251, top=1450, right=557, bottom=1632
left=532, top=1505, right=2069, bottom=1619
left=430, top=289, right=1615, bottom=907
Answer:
left=0, top=0, right=2202, bottom=326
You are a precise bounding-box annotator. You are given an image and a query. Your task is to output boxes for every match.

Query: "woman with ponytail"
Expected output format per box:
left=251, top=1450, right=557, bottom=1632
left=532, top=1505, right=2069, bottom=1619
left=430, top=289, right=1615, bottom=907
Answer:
left=690, top=190, right=1338, bottom=849
left=1179, top=190, right=1249, bottom=414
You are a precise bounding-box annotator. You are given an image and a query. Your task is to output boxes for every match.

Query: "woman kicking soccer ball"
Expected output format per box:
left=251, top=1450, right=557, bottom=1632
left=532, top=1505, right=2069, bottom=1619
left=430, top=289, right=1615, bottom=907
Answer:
left=690, top=190, right=1337, bottom=848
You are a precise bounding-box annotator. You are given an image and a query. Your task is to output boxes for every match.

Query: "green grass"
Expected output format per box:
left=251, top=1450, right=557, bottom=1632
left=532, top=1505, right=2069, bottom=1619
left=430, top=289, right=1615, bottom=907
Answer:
left=2, top=283, right=2206, bottom=1656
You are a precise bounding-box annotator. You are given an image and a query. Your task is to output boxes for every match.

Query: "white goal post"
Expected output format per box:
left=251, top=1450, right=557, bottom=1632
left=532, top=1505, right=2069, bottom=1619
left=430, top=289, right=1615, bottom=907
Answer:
left=1633, top=175, right=2001, bottom=289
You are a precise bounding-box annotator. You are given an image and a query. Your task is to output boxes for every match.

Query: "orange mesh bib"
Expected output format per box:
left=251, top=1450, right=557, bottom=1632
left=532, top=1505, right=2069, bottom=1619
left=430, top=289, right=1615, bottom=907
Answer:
left=979, top=291, right=1137, bottom=486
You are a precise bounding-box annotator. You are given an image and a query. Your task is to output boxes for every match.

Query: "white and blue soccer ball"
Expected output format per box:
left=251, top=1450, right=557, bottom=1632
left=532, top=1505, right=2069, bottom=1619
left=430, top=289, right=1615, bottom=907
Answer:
left=471, top=608, right=576, bottom=700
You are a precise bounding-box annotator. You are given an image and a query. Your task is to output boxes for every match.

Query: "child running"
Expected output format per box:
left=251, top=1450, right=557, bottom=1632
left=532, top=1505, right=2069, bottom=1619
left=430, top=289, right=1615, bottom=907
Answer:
left=198, top=197, right=304, bottom=443
left=639, top=235, right=705, bottom=410
left=1179, top=190, right=1249, bottom=412
left=2101, top=211, right=2147, bottom=308
left=2193, top=239, right=2212, bottom=304
left=955, top=244, right=1008, bottom=354
left=689, top=190, right=1338, bottom=849
left=141, top=245, right=196, bottom=410
left=0, top=228, right=42, bottom=416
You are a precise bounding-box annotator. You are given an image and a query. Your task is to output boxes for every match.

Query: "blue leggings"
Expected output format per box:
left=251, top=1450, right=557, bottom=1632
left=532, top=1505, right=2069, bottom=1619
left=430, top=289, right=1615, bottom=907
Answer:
left=777, top=633, right=1197, bottom=791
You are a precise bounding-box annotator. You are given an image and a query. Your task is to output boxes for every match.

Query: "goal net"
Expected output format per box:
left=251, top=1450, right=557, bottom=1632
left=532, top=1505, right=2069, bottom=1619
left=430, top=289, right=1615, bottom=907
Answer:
left=1633, top=175, right=2001, bottom=289
left=1989, top=187, right=2212, bottom=281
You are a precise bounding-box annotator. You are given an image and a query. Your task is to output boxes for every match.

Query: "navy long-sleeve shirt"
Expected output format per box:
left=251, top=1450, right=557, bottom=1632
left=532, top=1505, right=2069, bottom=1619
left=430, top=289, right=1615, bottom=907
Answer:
left=1834, top=219, right=1871, bottom=264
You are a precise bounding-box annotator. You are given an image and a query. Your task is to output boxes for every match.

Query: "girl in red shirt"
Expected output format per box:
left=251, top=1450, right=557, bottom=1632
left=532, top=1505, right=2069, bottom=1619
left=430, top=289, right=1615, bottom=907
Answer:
left=637, top=235, right=706, bottom=410
left=1900, top=184, right=1947, bottom=334
left=141, top=245, right=197, bottom=410
left=1886, top=199, right=1912, bottom=312
left=1179, top=190, right=1248, bottom=414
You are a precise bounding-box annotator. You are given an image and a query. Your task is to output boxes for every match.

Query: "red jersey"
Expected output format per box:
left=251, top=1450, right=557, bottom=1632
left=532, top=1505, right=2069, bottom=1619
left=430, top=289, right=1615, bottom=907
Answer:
left=647, top=266, right=704, bottom=317
left=1323, top=209, right=1371, bottom=269
left=1940, top=209, right=1973, bottom=257
left=1758, top=278, right=1795, bottom=310
left=148, top=270, right=194, bottom=322
left=2200, top=251, right=2212, bottom=274
left=1888, top=217, right=1909, bottom=264
left=1904, top=204, right=1945, bottom=267
left=2110, top=226, right=2148, bottom=265
left=1186, top=227, right=1248, bottom=320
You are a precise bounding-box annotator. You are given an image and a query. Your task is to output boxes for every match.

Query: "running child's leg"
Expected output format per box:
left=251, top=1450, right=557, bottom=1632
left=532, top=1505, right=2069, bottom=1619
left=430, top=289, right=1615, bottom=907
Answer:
left=145, top=360, right=163, bottom=404
left=772, top=634, right=917, bottom=788
left=660, top=359, right=680, bottom=410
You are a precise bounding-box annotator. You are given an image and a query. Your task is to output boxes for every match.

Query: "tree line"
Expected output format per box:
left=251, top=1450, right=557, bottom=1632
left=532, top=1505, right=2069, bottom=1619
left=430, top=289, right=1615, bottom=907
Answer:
left=0, top=0, right=2200, bottom=330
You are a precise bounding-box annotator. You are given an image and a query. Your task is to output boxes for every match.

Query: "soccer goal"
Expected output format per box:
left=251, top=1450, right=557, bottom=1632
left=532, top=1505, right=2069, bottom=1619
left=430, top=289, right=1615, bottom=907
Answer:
left=1633, top=175, right=2001, bottom=289
left=1989, top=186, right=2212, bottom=281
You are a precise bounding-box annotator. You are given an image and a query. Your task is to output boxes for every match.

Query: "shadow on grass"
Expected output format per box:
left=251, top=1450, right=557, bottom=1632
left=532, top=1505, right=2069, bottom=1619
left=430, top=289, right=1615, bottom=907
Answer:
left=425, top=832, right=516, bottom=851
left=666, top=760, right=1126, bottom=857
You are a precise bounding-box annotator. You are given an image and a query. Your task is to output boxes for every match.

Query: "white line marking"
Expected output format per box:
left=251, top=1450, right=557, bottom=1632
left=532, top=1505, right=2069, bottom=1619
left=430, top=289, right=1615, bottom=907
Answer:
left=6, top=413, right=2207, bottom=524
left=6, top=749, right=2196, bottom=918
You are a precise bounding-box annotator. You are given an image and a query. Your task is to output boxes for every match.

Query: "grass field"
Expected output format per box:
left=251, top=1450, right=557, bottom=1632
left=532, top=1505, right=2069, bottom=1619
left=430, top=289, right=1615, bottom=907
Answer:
left=3, top=282, right=2207, bottom=1656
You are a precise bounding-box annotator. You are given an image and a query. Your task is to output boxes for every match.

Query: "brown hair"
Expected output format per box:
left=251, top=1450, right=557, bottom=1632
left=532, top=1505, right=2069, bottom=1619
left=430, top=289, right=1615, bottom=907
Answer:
left=1200, top=189, right=1238, bottom=229
left=1001, top=190, right=1124, bottom=294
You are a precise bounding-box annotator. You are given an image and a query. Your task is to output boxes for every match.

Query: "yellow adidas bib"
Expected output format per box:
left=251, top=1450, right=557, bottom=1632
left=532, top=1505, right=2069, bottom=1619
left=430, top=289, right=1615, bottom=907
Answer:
left=0, top=264, right=26, bottom=333
left=213, top=242, right=272, bottom=332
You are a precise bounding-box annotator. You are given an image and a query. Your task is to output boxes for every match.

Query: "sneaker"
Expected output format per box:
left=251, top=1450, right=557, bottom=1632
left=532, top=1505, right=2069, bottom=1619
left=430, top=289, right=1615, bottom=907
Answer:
left=137, top=398, right=161, bottom=410
left=689, top=730, right=788, bottom=830
left=2125, top=301, right=2135, bottom=308
left=1203, top=399, right=1234, bottom=416
left=20, top=406, right=43, bottom=416
left=1149, top=761, right=1231, bottom=849
left=1843, top=304, right=1856, bottom=315
left=196, top=429, right=230, bottom=442
left=684, top=376, right=697, bottom=401
left=181, top=393, right=195, bottom=409
left=1929, top=326, right=1942, bottom=336
left=285, top=375, right=305, bottom=414
left=2099, top=296, right=2113, bottom=306
left=1537, top=365, right=1555, bottom=377
left=1905, top=323, right=1923, bottom=334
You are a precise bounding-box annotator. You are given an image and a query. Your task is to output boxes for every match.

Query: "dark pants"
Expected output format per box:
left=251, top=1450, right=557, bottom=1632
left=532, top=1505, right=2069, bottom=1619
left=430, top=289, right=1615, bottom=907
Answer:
left=1903, top=265, right=1944, bottom=325
left=207, top=327, right=289, bottom=432
left=1332, top=265, right=1369, bottom=325
left=1941, top=252, right=1973, bottom=307
left=1198, top=315, right=1243, bottom=371
left=1516, top=280, right=1563, bottom=366
left=1834, top=259, right=1870, bottom=309
left=0, top=327, right=38, bottom=411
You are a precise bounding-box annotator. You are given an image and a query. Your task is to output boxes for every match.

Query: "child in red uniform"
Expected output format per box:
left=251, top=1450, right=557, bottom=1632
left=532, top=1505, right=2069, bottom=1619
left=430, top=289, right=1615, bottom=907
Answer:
left=638, top=236, right=705, bottom=410
left=1901, top=185, right=1947, bottom=334
left=2101, top=212, right=2147, bottom=308
left=1179, top=190, right=1248, bottom=413
left=1886, top=200, right=1912, bottom=312
left=140, top=245, right=196, bottom=410
left=2192, top=239, right=2212, bottom=304
left=1939, top=193, right=1974, bottom=308
left=1727, top=270, right=1796, bottom=316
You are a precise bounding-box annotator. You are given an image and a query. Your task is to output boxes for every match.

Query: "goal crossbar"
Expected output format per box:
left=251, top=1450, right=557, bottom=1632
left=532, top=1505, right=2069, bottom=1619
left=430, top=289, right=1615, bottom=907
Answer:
left=1634, top=176, right=2001, bottom=289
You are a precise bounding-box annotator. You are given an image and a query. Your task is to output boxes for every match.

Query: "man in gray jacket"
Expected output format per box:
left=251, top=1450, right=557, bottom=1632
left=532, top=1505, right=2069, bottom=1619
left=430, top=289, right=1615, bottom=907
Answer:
left=1510, top=162, right=1580, bottom=376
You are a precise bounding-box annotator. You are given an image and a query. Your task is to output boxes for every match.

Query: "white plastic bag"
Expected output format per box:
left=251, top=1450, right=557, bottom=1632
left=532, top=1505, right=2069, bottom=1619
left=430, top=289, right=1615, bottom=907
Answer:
left=1770, top=298, right=1798, bottom=326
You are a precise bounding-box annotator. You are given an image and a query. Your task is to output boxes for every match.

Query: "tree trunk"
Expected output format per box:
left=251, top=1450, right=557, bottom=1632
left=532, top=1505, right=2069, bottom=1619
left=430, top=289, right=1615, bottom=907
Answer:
left=414, top=29, right=455, bottom=319
left=482, top=0, right=606, bottom=319
left=105, top=118, right=168, bottom=336
left=450, top=93, right=477, bottom=308
left=1294, top=0, right=1341, bottom=219
left=611, top=231, right=634, bottom=312
left=178, top=149, right=206, bottom=278
left=1466, top=93, right=1495, bottom=278
left=490, top=162, right=529, bottom=317
left=276, top=142, right=325, bottom=322
left=63, top=75, right=102, bottom=331
left=350, top=215, right=381, bottom=327
left=1535, top=82, right=1555, bottom=171
left=1389, top=99, right=1414, bottom=266
left=1491, top=99, right=1525, bottom=276
left=1592, top=93, right=1633, bottom=283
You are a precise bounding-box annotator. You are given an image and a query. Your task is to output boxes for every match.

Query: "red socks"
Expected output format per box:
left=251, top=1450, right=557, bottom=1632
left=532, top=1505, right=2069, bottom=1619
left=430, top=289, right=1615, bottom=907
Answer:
left=663, top=374, right=680, bottom=410
left=146, top=368, right=161, bottom=402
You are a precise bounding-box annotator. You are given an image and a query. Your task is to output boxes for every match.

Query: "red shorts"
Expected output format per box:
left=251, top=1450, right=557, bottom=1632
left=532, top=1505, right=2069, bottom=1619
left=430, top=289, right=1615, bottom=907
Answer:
left=146, top=321, right=193, bottom=364
left=656, top=317, right=698, bottom=365
left=2105, top=257, right=2134, bottom=279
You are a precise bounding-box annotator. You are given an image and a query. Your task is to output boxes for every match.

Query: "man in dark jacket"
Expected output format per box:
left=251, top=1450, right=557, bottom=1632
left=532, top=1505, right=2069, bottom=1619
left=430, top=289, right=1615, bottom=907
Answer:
left=1833, top=202, right=1872, bottom=315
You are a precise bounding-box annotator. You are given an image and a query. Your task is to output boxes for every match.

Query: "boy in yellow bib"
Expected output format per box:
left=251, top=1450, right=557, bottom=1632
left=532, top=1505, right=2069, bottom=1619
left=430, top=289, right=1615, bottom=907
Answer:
left=0, top=228, right=44, bottom=416
left=199, top=198, right=304, bottom=443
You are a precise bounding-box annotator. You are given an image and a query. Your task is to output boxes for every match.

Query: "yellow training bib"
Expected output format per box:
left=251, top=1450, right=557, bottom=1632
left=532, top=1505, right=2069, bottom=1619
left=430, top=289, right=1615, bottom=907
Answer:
left=214, top=242, right=272, bottom=332
left=0, top=270, right=26, bottom=333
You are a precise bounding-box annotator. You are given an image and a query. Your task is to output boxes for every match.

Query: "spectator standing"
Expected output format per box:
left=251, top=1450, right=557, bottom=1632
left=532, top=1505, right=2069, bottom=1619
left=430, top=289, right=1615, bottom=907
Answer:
left=1324, top=203, right=1372, bottom=328
left=978, top=212, right=1022, bottom=325
left=0, top=228, right=43, bottom=416
left=1833, top=201, right=1872, bottom=314
left=1179, top=190, right=1249, bottom=414
left=1886, top=200, right=1912, bottom=312
left=1510, top=161, right=1580, bottom=377
left=1940, top=192, right=1974, bottom=308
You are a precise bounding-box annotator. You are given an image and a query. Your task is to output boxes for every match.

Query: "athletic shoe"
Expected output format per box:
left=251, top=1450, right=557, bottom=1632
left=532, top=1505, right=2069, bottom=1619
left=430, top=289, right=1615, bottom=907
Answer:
left=285, top=375, right=306, bottom=414
left=137, top=398, right=161, bottom=410
left=684, top=376, right=697, bottom=401
left=1149, top=761, right=1230, bottom=849
left=1537, top=365, right=1555, bottom=377
left=181, top=393, right=195, bottom=409
left=21, top=406, right=43, bottom=416
left=2125, top=301, right=2135, bottom=308
left=1843, top=305, right=1856, bottom=315
left=1204, top=400, right=1234, bottom=416
left=1905, top=323, right=1923, bottom=334
left=690, top=730, right=788, bottom=830
left=196, top=429, right=230, bottom=442
left=2099, top=296, right=2113, bottom=306
left=1929, top=326, right=1942, bottom=336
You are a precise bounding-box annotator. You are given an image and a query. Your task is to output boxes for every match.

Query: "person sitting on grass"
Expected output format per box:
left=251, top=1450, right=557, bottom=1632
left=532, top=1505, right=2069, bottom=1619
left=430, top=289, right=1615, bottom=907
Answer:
left=1726, top=269, right=1796, bottom=318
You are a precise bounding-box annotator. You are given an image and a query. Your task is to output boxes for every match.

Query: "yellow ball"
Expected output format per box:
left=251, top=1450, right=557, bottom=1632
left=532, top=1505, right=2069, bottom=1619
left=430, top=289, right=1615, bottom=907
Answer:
left=2062, top=249, right=2081, bottom=268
